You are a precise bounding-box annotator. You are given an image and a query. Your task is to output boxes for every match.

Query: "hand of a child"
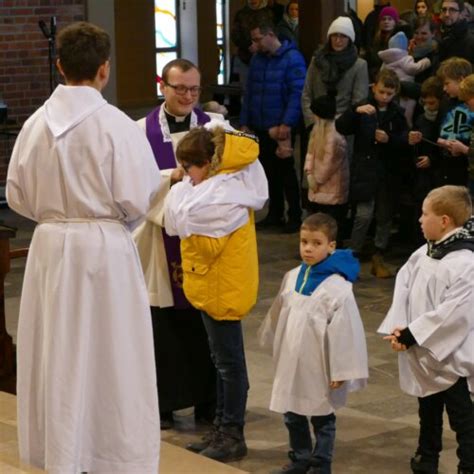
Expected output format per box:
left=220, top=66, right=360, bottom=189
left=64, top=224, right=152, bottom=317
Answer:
left=278, top=124, right=290, bottom=140
left=437, top=137, right=449, bottom=149
left=170, top=167, right=185, bottom=184
left=375, top=129, right=389, bottom=143
left=409, top=131, right=423, bottom=145
left=383, top=327, right=408, bottom=352
left=241, top=125, right=252, bottom=134
left=416, top=156, right=430, bottom=168
left=446, top=139, right=469, bottom=156
left=330, top=381, right=344, bottom=389
left=356, top=104, right=376, bottom=115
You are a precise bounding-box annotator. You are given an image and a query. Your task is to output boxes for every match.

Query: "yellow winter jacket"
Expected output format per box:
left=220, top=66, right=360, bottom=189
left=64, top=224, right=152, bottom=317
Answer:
left=180, top=130, right=259, bottom=321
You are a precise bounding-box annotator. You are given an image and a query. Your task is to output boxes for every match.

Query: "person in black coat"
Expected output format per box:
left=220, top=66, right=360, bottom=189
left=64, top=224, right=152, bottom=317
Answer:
left=336, top=69, right=409, bottom=277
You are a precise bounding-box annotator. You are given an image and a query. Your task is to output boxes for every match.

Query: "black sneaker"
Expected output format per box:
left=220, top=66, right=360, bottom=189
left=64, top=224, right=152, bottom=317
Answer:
left=199, top=428, right=248, bottom=462
left=410, top=454, right=438, bottom=474
left=270, top=462, right=309, bottom=474
left=186, top=426, right=219, bottom=453
left=160, top=411, right=174, bottom=430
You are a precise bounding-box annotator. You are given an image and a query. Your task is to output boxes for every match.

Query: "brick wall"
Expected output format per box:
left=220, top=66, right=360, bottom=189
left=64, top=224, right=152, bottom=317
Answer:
left=0, top=0, right=86, bottom=184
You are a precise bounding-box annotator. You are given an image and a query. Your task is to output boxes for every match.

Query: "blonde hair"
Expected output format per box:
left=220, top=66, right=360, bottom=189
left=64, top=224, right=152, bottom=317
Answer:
left=425, top=185, right=472, bottom=226
left=459, top=74, right=474, bottom=101
left=437, top=57, right=473, bottom=81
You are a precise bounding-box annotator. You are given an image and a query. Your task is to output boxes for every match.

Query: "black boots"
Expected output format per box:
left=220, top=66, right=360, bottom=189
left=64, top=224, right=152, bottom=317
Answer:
left=199, top=424, right=247, bottom=462
left=410, top=454, right=438, bottom=474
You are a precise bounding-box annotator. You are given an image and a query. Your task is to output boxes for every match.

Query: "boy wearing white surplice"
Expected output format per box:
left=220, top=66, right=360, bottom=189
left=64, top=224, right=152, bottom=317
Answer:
left=379, top=185, right=474, bottom=474
left=259, top=213, right=368, bottom=474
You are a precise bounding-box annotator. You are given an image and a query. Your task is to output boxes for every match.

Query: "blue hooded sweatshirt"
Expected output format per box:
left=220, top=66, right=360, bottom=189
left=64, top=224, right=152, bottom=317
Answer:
left=295, top=249, right=360, bottom=296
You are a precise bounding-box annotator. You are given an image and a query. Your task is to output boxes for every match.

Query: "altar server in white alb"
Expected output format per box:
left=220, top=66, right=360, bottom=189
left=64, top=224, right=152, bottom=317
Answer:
left=6, top=22, right=161, bottom=473
left=379, top=185, right=474, bottom=474
left=259, top=213, right=368, bottom=474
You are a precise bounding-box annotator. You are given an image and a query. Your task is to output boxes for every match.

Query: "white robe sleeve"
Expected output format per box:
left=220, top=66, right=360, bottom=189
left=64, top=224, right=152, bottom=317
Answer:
left=112, top=127, right=161, bottom=231
left=409, top=261, right=474, bottom=362
left=258, top=273, right=289, bottom=349
left=327, top=289, right=369, bottom=383
left=377, top=247, right=425, bottom=335
left=6, top=128, right=35, bottom=221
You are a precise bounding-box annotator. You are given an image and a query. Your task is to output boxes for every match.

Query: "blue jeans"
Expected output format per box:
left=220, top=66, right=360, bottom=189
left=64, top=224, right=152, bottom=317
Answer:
left=201, top=312, right=249, bottom=429
left=284, top=411, right=336, bottom=473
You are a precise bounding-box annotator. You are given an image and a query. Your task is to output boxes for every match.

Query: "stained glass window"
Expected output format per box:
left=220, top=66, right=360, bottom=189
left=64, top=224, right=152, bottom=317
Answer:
left=155, top=0, right=180, bottom=95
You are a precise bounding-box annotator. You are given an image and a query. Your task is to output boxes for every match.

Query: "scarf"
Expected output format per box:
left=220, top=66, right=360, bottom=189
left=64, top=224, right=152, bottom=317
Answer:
left=313, top=43, right=358, bottom=91
left=283, top=13, right=298, bottom=31
left=427, top=216, right=474, bottom=259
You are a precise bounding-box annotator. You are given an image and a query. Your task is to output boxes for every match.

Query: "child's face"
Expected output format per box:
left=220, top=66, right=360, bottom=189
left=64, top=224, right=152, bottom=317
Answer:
left=419, top=199, right=446, bottom=241
left=379, top=15, right=396, bottom=33
left=422, top=95, right=440, bottom=112
left=299, top=228, right=336, bottom=266
left=414, top=23, right=433, bottom=45
left=416, top=2, right=428, bottom=16
left=288, top=2, right=298, bottom=19
left=181, top=161, right=210, bottom=185
left=443, top=77, right=462, bottom=98
left=372, top=82, right=397, bottom=108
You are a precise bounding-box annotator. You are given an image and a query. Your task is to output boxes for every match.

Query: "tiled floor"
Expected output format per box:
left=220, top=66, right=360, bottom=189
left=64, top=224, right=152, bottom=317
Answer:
left=0, top=209, right=460, bottom=474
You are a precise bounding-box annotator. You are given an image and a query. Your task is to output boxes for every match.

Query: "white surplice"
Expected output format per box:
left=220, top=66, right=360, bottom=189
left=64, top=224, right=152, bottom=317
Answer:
left=378, top=246, right=474, bottom=397
left=259, top=269, right=368, bottom=416
left=6, top=85, right=161, bottom=473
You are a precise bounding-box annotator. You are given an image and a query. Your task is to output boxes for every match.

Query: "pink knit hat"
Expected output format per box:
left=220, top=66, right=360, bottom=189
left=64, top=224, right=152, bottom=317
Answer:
left=378, top=6, right=400, bottom=22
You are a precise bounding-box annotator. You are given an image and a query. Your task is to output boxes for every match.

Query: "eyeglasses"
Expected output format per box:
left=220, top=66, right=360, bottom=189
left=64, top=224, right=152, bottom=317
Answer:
left=181, top=162, right=194, bottom=172
left=441, top=7, right=460, bottom=13
left=164, top=82, right=202, bottom=96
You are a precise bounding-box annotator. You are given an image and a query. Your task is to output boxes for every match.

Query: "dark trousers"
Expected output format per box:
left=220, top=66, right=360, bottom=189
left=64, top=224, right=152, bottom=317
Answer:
left=201, top=312, right=249, bottom=430
left=417, top=377, right=474, bottom=471
left=284, top=411, right=336, bottom=473
left=256, top=130, right=301, bottom=223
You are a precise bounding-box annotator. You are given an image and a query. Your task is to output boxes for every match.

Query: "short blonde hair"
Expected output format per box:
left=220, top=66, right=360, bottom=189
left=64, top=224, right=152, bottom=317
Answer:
left=425, top=185, right=472, bottom=226
left=459, top=74, right=474, bottom=101
left=437, top=57, right=472, bottom=81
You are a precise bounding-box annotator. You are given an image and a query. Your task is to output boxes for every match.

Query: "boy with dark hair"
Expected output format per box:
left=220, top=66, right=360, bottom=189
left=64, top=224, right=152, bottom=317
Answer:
left=336, top=68, right=409, bottom=277
left=7, top=21, right=161, bottom=472
left=379, top=185, right=474, bottom=474
left=259, top=213, right=368, bottom=474
left=408, top=76, right=444, bottom=244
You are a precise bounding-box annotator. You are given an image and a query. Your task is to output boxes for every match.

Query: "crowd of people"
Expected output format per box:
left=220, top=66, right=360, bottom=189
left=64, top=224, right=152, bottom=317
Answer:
left=5, top=1, right=474, bottom=474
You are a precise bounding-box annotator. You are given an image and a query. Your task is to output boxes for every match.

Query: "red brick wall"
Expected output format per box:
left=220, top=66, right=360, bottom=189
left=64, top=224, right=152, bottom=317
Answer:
left=0, top=0, right=86, bottom=184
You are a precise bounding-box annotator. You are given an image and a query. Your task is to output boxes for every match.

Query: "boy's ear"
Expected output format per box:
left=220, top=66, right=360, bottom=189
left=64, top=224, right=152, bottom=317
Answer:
left=56, top=59, right=65, bottom=78
left=441, top=214, right=452, bottom=229
left=329, top=240, right=337, bottom=253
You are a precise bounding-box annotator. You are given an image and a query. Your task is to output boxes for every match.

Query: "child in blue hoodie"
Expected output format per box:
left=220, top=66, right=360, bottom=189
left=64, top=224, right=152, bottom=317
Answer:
left=259, top=213, right=369, bottom=474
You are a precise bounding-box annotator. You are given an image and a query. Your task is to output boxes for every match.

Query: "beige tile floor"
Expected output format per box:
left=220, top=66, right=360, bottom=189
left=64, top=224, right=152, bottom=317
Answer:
left=0, top=209, right=461, bottom=474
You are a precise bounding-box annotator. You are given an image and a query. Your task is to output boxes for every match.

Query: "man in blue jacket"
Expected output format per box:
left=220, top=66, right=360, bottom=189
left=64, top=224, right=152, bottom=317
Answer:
left=241, top=15, right=306, bottom=233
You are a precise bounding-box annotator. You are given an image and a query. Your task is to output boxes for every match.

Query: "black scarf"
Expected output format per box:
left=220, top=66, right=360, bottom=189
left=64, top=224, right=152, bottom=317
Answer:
left=313, top=44, right=358, bottom=92
left=428, top=216, right=474, bottom=259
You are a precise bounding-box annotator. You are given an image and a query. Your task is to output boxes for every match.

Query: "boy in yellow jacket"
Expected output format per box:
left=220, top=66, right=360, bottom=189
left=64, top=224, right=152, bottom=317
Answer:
left=165, top=124, right=268, bottom=462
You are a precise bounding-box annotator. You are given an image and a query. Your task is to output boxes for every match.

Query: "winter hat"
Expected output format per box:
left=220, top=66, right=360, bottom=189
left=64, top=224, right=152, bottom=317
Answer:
left=310, top=94, right=337, bottom=120
left=326, top=16, right=355, bottom=43
left=378, top=6, right=400, bottom=23
left=388, top=31, right=408, bottom=50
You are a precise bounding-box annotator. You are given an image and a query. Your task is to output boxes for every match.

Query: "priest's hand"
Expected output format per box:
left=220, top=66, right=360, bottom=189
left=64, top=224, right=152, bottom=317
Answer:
left=170, top=167, right=185, bottom=184
left=329, top=381, right=344, bottom=389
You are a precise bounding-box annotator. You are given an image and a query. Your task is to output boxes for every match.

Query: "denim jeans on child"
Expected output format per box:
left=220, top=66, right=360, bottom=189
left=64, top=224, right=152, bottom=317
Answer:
left=201, top=312, right=249, bottom=430
left=284, top=411, right=336, bottom=473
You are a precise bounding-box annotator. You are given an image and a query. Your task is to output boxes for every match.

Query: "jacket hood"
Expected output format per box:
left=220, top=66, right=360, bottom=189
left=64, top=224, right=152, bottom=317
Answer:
left=378, top=47, right=407, bottom=63
left=44, top=84, right=106, bottom=138
left=296, top=249, right=360, bottom=295
left=321, top=249, right=360, bottom=282
left=274, top=39, right=297, bottom=57
left=209, top=127, right=259, bottom=176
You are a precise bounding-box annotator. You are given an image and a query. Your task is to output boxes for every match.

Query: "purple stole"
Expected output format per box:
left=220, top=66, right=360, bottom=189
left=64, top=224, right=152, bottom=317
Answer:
left=145, top=105, right=210, bottom=309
